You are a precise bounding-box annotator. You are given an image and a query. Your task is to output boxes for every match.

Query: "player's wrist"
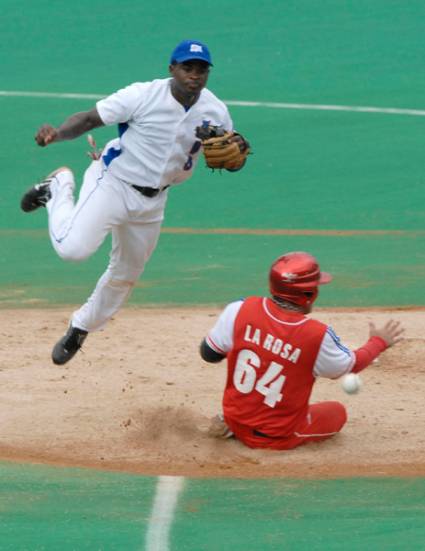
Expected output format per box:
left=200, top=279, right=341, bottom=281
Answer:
left=369, top=335, right=389, bottom=349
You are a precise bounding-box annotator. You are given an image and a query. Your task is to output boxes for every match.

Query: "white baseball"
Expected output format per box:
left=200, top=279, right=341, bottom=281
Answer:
left=341, top=373, right=362, bottom=394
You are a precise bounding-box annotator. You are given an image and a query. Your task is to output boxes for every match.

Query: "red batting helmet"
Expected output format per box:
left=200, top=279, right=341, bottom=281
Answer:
left=269, top=251, right=332, bottom=308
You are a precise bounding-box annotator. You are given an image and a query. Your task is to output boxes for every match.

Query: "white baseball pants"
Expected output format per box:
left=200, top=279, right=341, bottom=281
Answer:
left=46, top=160, right=168, bottom=332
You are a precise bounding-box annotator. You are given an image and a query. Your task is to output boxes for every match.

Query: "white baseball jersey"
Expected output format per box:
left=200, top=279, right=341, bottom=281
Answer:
left=206, top=299, right=355, bottom=378
left=96, top=78, right=233, bottom=188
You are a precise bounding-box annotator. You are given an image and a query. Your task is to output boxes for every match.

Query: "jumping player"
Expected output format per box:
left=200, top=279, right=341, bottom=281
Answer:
left=20, top=40, right=249, bottom=365
left=200, top=252, right=404, bottom=450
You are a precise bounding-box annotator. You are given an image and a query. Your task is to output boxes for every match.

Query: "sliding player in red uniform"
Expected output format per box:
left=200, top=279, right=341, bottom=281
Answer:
left=200, top=252, right=403, bottom=450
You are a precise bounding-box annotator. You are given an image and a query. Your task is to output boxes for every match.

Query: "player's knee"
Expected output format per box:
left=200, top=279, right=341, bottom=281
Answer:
left=331, top=401, right=348, bottom=431
left=56, top=242, right=92, bottom=262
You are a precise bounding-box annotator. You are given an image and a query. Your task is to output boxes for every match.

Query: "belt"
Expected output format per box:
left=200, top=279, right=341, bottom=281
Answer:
left=131, top=184, right=170, bottom=198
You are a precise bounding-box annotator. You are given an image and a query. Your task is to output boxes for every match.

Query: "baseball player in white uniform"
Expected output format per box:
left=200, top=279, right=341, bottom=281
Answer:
left=21, top=39, right=250, bottom=365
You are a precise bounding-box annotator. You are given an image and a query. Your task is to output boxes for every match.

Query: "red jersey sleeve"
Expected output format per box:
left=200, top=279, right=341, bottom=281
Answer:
left=351, top=336, right=388, bottom=373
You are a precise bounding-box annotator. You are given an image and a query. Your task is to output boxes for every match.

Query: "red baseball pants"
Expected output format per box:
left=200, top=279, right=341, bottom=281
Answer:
left=228, top=401, right=347, bottom=450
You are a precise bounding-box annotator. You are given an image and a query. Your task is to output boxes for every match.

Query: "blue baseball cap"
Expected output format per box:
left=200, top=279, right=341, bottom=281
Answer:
left=170, top=40, right=213, bottom=66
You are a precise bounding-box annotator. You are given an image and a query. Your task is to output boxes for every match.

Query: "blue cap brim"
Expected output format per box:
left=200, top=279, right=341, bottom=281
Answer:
left=172, top=54, right=213, bottom=66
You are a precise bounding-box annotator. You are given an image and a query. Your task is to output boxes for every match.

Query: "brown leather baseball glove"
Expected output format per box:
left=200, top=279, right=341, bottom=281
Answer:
left=195, top=124, right=250, bottom=171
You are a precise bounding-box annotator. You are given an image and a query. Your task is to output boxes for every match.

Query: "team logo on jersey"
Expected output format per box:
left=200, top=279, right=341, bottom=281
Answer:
left=201, top=119, right=211, bottom=128
left=282, top=272, right=297, bottom=281
left=190, top=44, right=203, bottom=53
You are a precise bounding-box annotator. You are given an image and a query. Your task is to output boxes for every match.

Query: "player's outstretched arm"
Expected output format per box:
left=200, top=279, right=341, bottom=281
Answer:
left=35, top=107, right=104, bottom=147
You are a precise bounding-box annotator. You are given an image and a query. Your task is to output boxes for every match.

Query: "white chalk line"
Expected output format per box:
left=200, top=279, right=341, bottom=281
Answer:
left=0, top=90, right=104, bottom=100
left=1, top=90, right=425, bottom=117
left=225, top=100, right=425, bottom=117
left=145, top=475, right=185, bottom=551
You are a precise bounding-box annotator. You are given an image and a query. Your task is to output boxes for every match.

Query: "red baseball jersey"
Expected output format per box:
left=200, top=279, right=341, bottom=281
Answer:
left=223, top=296, right=327, bottom=436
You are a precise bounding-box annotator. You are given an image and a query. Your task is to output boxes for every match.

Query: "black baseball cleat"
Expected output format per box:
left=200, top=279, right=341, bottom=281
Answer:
left=52, top=325, right=88, bottom=365
left=20, top=166, right=71, bottom=212
left=20, top=180, right=52, bottom=212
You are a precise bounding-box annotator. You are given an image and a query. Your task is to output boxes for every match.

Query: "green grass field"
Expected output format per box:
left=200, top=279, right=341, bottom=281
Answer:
left=1, top=1, right=425, bottom=549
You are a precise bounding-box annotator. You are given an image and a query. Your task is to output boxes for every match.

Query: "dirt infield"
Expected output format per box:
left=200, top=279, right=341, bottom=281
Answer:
left=1, top=307, right=424, bottom=478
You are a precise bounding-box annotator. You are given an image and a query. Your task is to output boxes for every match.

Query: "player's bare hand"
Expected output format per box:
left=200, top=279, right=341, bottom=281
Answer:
left=35, top=124, right=58, bottom=147
left=369, top=320, right=404, bottom=347
left=86, top=134, right=102, bottom=160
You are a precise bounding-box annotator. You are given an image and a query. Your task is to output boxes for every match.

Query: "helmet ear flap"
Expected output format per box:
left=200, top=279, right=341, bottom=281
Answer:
left=302, top=288, right=318, bottom=306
